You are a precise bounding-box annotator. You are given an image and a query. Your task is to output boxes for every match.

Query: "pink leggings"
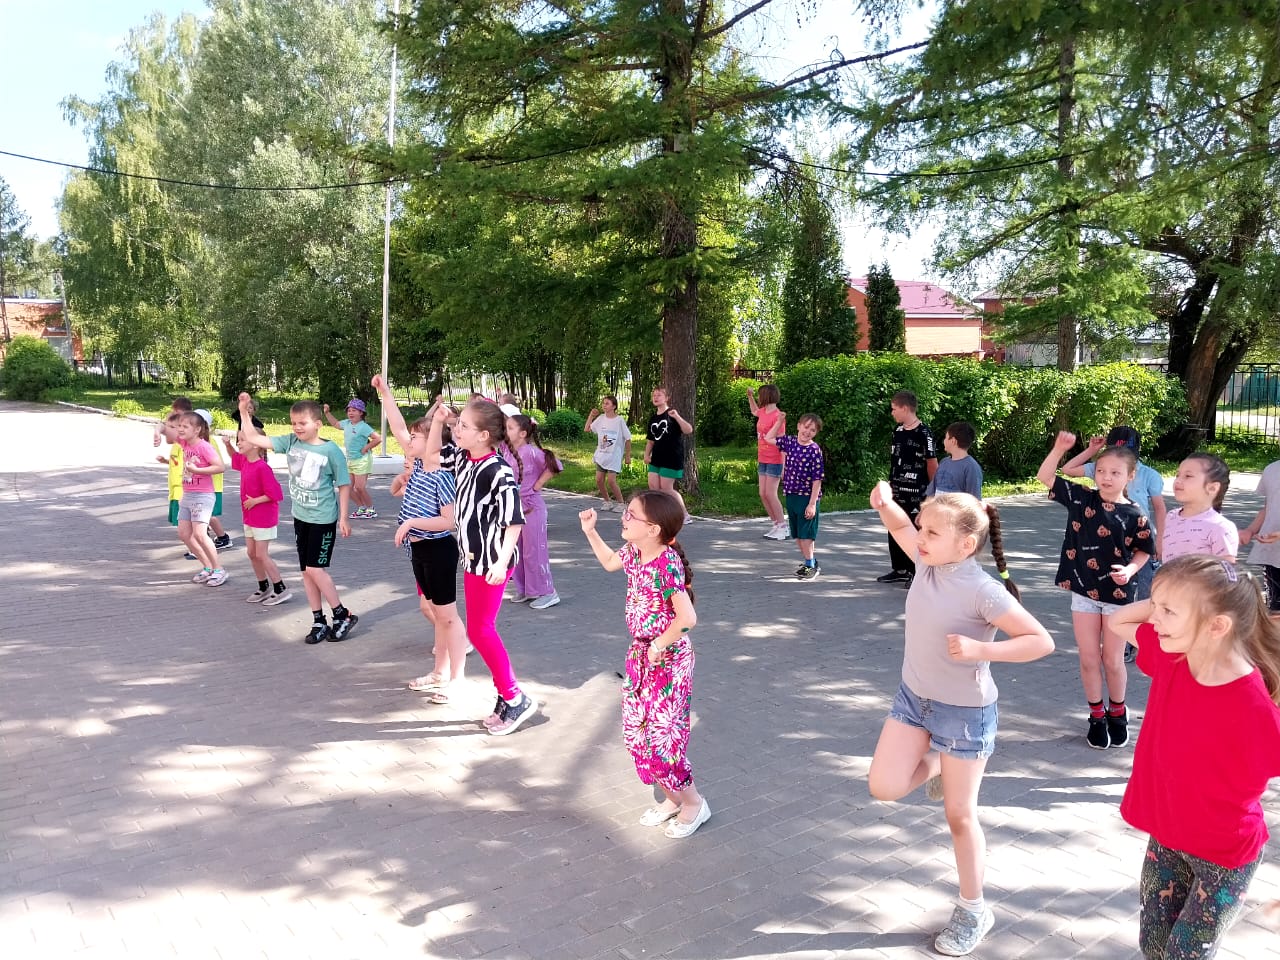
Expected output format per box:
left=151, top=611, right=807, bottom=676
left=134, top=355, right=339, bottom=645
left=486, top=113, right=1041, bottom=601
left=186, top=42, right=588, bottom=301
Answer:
left=463, top=572, right=520, bottom=701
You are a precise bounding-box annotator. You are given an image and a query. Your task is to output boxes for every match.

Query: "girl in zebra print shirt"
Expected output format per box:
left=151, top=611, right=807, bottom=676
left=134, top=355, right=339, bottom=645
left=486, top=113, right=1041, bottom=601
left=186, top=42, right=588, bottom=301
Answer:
left=428, top=400, right=539, bottom=736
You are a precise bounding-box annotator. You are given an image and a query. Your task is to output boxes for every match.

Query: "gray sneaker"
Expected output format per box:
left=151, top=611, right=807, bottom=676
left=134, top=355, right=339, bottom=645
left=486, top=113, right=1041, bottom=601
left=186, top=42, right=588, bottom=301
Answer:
left=934, top=906, right=994, bottom=956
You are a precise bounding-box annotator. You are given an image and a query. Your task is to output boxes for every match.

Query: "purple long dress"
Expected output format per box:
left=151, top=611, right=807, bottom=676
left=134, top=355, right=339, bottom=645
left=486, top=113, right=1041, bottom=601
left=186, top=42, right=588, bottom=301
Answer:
left=504, top=443, right=556, bottom=597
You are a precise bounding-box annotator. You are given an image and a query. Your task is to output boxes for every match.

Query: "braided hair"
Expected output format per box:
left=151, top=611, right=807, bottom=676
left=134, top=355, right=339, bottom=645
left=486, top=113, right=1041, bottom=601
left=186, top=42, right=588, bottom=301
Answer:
left=632, top=489, right=696, bottom=606
left=920, top=493, right=1020, bottom=601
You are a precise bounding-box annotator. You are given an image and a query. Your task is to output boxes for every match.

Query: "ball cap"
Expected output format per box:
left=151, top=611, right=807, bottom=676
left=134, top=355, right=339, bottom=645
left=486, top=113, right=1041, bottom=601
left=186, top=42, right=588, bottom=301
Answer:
left=194, top=408, right=213, bottom=426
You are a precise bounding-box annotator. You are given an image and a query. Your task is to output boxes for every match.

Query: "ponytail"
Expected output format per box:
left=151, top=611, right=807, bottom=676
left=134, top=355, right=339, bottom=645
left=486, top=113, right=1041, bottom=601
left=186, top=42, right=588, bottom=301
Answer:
left=985, top=503, right=1020, bottom=601
left=669, top=538, right=696, bottom=607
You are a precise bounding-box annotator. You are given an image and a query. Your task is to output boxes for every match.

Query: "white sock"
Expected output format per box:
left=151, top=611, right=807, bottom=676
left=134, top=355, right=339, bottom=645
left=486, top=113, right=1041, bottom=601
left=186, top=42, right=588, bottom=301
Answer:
left=959, top=894, right=985, bottom=915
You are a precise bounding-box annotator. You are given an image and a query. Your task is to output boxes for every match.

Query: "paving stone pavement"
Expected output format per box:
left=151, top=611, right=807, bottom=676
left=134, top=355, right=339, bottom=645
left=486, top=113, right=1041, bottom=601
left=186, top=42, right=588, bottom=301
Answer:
left=1, top=400, right=1277, bottom=960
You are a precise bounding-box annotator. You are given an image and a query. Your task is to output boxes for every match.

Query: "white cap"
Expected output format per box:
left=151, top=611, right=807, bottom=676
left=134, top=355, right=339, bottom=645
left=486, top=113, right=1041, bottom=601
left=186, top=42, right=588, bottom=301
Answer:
left=499, top=403, right=520, bottom=417
left=194, top=408, right=213, bottom=426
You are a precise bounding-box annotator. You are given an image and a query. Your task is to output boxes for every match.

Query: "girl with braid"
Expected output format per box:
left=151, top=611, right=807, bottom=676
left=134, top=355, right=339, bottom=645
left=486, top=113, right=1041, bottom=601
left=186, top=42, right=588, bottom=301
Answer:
left=503, top=414, right=563, bottom=610
left=867, top=487, right=1055, bottom=957
left=579, top=490, right=710, bottom=839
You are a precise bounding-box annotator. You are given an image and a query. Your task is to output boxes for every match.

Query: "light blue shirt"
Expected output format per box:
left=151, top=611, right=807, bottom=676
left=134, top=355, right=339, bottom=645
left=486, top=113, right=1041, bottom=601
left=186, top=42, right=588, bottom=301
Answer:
left=1085, top=460, right=1164, bottom=532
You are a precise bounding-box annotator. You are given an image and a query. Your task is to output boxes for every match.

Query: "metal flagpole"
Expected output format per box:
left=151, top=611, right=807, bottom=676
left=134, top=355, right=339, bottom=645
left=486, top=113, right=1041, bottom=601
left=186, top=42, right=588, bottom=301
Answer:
left=379, top=0, right=400, bottom=456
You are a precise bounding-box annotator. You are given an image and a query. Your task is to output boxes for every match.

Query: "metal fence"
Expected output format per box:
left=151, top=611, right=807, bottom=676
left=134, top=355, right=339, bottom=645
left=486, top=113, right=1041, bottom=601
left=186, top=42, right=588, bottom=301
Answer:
left=1216, top=362, right=1280, bottom=444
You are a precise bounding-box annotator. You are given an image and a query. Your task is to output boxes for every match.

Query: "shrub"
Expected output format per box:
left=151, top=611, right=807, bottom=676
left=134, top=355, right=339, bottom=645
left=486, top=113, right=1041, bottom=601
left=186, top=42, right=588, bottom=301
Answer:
left=111, top=399, right=145, bottom=418
left=1, top=336, right=72, bottom=401
left=697, top=378, right=760, bottom=447
left=39, top=386, right=79, bottom=403
left=210, top=409, right=235, bottom=431
left=541, top=408, right=586, bottom=440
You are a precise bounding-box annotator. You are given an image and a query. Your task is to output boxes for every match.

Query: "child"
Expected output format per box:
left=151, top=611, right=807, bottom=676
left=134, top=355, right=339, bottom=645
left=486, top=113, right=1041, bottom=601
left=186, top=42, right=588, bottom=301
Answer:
left=373, top=375, right=466, bottom=701
left=1161, top=453, right=1238, bottom=563
left=504, top=413, right=562, bottom=609
left=747, top=384, right=787, bottom=540
left=763, top=411, right=825, bottom=579
left=176, top=411, right=227, bottom=586
left=1038, top=431, right=1153, bottom=749
left=926, top=422, right=983, bottom=500
left=222, top=430, right=291, bottom=605
left=238, top=393, right=357, bottom=644
left=578, top=490, right=709, bottom=838
left=194, top=408, right=234, bottom=550
left=878, top=390, right=938, bottom=586
left=868, top=483, right=1054, bottom=956
left=427, top=399, right=538, bottom=735
left=1111, top=557, right=1280, bottom=960
left=156, top=413, right=185, bottom=532
left=643, top=386, right=694, bottom=520
left=156, top=397, right=233, bottom=553
left=1240, top=456, right=1280, bottom=614
left=324, top=400, right=381, bottom=519
left=584, top=396, right=632, bottom=511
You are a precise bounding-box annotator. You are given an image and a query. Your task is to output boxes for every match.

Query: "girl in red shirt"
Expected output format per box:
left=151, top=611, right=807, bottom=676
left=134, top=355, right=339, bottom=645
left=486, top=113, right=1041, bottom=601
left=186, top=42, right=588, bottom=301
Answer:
left=1112, top=555, right=1280, bottom=959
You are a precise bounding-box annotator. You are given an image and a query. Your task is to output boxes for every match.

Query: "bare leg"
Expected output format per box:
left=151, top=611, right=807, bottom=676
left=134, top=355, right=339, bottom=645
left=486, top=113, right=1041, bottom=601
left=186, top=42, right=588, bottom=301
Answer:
left=302, top=568, right=340, bottom=610
left=940, top=752, right=990, bottom=901
left=758, top=473, right=783, bottom=523
left=868, top=717, right=936, bottom=801
left=1072, top=611, right=1105, bottom=702
left=657, top=475, right=689, bottom=517
left=606, top=473, right=624, bottom=502
left=245, top=537, right=267, bottom=581
left=1100, top=614, right=1128, bottom=702
left=594, top=468, right=609, bottom=500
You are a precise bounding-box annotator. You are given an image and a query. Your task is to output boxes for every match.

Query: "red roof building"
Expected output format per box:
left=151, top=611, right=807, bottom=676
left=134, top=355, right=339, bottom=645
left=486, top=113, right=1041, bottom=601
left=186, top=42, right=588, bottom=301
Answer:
left=847, top=279, right=984, bottom=357
left=0, top=298, right=83, bottom=363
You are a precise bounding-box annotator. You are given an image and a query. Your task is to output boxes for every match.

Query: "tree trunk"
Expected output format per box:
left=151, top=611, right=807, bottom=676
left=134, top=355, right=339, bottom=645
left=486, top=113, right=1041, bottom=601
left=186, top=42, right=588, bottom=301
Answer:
left=1055, top=35, right=1079, bottom=373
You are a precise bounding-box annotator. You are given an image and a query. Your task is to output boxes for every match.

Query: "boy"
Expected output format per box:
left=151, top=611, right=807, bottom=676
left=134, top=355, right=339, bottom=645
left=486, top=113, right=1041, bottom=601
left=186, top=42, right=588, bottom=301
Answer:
left=155, top=413, right=185, bottom=529
left=765, top=411, right=825, bottom=580
left=878, top=390, right=937, bottom=586
left=925, top=421, right=983, bottom=499
left=238, top=393, right=357, bottom=644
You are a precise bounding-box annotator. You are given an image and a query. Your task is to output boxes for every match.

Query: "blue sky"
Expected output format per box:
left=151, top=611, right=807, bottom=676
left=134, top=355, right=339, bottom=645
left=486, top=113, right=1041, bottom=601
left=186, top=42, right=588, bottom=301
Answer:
left=0, top=0, right=942, bottom=282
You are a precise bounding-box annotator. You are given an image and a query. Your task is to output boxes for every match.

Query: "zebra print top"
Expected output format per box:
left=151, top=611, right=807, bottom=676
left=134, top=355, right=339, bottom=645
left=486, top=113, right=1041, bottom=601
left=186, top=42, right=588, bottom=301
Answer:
left=439, top=442, right=526, bottom=575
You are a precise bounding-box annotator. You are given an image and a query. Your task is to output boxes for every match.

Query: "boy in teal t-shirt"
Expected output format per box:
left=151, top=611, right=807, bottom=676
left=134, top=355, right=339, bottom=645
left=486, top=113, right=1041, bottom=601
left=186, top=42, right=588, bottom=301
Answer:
left=239, top=393, right=358, bottom=644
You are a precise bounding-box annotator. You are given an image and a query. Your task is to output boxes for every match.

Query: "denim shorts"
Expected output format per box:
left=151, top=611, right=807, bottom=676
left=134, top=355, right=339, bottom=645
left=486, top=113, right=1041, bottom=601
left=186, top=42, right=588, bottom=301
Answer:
left=757, top=461, right=783, bottom=477
left=1070, top=592, right=1123, bottom=617
left=887, top=682, right=998, bottom=760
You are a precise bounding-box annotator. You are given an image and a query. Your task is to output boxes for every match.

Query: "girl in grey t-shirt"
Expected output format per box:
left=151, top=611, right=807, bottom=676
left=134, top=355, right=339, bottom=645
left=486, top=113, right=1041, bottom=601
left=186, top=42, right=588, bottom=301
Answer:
left=867, top=484, right=1056, bottom=957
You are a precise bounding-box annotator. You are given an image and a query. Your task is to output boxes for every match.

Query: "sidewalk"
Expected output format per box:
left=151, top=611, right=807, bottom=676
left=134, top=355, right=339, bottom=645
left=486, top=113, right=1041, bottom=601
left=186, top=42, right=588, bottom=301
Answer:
left=0, top=401, right=1276, bottom=960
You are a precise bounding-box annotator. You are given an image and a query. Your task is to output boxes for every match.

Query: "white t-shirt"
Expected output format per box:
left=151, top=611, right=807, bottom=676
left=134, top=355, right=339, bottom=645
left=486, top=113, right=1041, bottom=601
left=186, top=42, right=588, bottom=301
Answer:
left=1248, top=461, right=1280, bottom=567
left=589, top=415, right=630, bottom=473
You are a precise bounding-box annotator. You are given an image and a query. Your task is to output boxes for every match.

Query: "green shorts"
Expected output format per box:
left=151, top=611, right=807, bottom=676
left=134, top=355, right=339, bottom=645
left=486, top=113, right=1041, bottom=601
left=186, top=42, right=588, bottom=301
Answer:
left=348, top=454, right=373, bottom=476
left=213, top=492, right=223, bottom=517
left=168, top=499, right=180, bottom=526
left=647, top=464, right=683, bottom=480
left=785, top=493, right=820, bottom=541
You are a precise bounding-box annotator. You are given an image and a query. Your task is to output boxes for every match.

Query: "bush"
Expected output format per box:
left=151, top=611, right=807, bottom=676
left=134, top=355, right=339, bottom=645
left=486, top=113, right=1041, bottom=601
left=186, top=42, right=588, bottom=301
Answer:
left=111, top=399, right=145, bottom=418
left=697, top=378, right=760, bottom=447
left=210, top=408, right=235, bottom=431
left=541, top=408, right=586, bottom=440
left=1, top=336, right=72, bottom=401
left=39, top=386, right=79, bottom=404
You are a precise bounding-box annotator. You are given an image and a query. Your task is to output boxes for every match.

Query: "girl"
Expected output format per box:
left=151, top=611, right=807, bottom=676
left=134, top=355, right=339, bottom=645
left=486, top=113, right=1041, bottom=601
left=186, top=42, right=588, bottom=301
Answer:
left=1241, top=455, right=1280, bottom=615
left=1038, top=431, right=1153, bottom=750
left=578, top=490, right=709, bottom=839
left=176, top=411, right=228, bottom=587
left=324, top=399, right=381, bottom=519
left=584, top=396, right=631, bottom=511
left=1161, top=453, right=1238, bottom=563
left=868, top=484, right=1054, bottom=957
left=427, top=399, right=538, bottom=735
left=504, top=414, right=562, bottom=610
left=222, top=430, right=290, bottom=605
left=373, top=376, right=467, bottom=702
left=1111, top=557, right=1280, bottom=960
left=747, top=384, right=787, bottom=540
left=643, top=386, right=694, bottom=520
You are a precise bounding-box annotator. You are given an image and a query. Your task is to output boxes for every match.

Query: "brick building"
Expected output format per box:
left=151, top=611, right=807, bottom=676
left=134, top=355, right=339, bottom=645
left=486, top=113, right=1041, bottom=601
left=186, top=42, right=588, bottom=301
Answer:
left=0, top=298, right=83, bottom=363
left=847, top=278, right=984, bottom=357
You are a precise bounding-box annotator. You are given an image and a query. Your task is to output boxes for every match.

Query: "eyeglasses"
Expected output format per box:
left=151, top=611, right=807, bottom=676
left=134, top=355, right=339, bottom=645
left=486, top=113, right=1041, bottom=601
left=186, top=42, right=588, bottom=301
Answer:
left=621, top=509, right=650, bottom=524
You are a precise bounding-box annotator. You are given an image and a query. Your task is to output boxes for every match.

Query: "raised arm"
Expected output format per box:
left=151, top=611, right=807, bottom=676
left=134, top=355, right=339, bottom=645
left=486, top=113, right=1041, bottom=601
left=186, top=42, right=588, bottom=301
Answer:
left=322, top=403, right=343, bottom=430
left=237, top=393, right=273, bottom=450
left=578, top=508, right=624, bottom=571
left=1062, top=435, right=1105, bottom=477
left=584, top=407, right=599, bottom=433
left=870, top=480, right=918, bottom=558
left=667, top=407, right=694, bottom=435
left=1037, top=431, right=1077, bottom=489
left=425, top=403, right=449, bottom=459
left=371, top=375, right=412, bottom=450
left=746, top=385, right=759, bottom=415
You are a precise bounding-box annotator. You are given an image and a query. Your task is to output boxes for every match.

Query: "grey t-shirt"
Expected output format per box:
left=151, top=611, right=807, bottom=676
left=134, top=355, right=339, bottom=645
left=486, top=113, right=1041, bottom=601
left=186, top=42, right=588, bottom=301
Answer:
left=925, top=455, right=983, bottom=499
left=903, top=557, right=1017, bottom=707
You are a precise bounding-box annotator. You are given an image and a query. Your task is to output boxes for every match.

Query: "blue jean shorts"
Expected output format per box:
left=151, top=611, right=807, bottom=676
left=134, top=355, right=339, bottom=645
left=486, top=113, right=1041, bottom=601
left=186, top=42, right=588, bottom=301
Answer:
left=1069, top=592, right=1123, bottom=616
left=887, top=682, right=998, bottom=760
left=757, top=461, right=783, bottom=477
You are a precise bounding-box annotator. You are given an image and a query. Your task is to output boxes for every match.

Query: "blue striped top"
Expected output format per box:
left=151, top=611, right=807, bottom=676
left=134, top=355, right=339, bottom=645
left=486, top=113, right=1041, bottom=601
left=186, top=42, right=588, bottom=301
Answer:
left=397, top=460, right=457, bottom=552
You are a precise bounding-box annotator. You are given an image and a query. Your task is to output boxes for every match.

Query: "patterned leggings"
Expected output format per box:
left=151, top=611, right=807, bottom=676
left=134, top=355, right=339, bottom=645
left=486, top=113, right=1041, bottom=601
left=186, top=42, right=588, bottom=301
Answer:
left=1139, top=836, right=1261, bottom=959
left=622, top=637, right=694, bottom=792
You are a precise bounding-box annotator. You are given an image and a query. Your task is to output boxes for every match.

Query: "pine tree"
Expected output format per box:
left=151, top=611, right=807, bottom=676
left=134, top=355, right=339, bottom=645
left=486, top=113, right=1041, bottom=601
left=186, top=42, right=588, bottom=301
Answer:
left=865, top=263, right=906, bottom=352
left=780, top=189, right=857, bottom=366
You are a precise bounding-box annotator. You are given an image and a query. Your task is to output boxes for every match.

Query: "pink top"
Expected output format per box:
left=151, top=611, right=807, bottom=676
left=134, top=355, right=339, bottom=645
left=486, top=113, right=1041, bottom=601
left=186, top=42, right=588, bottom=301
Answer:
left=1121, top=622, right=1280, bottom=868
left=179, top=439, right=219, bottom=495
left=755, top=407, right=783, bottom=464
left=1160, top=506, right=1238, bottom=561
left=231, top=452, right=283, bottom=528
left=619, top=543, right=688, bottom=639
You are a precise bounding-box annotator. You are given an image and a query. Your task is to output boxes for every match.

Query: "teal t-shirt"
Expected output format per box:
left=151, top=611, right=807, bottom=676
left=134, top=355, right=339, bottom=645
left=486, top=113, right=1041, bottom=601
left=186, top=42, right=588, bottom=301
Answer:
left=342, top=419, right=375, bottom=460
left=270, top=435, right=350, bottom=524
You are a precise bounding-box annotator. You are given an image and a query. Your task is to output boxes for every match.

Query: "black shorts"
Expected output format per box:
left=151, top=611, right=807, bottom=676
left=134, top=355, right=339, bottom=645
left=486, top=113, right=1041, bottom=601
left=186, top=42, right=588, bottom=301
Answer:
left=1265, top=565, right=1280, bottom=613
left=410, top=535, right=459, bottom=606
left=294, top=518, right=337, bottom=570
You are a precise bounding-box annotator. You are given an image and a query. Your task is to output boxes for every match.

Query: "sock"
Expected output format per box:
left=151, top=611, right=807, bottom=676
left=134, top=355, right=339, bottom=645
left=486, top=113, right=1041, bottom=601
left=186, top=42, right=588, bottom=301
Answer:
left=258, top=579, right=269, bottom=592
left=1088, top=700, right=1106, bottom=719
left=313, top=610, right=326, bottom=624
left=203, top=567, right=213, bottom=573
left=1109, top=700, right=1127, bottom=718
left=959, top=894, right=986, bottom=915
left=332, top=604, right=349, bottom=621
left=272, top=581, right=286, bottom=594
left=805, top=558, right=816, bottom=568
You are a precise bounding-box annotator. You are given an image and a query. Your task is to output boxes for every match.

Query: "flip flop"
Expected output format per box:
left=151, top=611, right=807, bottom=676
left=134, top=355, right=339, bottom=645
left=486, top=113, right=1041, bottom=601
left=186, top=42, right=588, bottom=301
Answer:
left=427, top=689, right=450, bottom=705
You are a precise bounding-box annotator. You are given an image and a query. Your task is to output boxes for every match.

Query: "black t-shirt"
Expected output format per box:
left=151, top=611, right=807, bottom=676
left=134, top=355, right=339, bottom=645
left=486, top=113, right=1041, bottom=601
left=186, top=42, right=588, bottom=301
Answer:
left=889, top=422, right=937, bottom=505
left=647, top=411, right=684, bottom=470
left=1048, top=475, right=1152, bottom=603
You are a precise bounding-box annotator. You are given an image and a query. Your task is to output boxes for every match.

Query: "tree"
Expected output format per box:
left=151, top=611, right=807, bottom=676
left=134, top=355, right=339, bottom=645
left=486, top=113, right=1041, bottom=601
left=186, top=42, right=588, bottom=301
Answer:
left=865, top=263, right=906, bottom=352
left=780, top=185, right=857, bottom=366
left=0, top=178, right=40, bottom=342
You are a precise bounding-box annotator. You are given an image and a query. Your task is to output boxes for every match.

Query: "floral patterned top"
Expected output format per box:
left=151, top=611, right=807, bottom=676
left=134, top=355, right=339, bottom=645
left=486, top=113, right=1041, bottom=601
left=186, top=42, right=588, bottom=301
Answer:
left=619, top=543, right=687, bottom=639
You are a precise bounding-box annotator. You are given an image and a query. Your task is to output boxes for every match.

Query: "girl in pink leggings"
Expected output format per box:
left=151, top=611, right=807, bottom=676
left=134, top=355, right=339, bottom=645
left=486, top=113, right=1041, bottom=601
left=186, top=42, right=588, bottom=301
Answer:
left=428, top=400, right=538, bottom=736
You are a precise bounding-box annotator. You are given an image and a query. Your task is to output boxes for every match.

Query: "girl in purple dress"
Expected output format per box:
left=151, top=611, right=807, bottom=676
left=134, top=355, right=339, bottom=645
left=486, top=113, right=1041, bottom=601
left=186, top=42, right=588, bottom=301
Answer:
left=579, top=490, right=710, bottom=839
left=503, top=414, right=562, bottom=609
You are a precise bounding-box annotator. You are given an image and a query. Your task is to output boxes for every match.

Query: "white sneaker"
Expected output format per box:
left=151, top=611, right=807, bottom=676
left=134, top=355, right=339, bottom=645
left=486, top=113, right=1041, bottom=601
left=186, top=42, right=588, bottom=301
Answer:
left=262, top=588, right=292, bottom=606
left=530, top=592, right=561, bottom=610
left=192, top=568, right=213, bottom=583
left=245, top=588, right=271, bottom=603
left=599, top=499, right=613, bottom=512
left=763, top=522, right=788, bottom=541
left=206, top=568, right=228, bottom=587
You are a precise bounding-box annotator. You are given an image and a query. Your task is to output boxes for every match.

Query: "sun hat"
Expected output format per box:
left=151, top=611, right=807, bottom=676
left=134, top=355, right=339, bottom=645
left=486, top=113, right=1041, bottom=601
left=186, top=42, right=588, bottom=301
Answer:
left=347, top=398, right=367, bottom=413
left=499, top=403, right=520, bottom=417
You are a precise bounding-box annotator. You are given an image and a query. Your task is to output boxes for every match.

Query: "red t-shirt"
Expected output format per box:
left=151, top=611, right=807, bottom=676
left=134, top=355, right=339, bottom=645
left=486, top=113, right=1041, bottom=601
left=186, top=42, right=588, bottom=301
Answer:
left=755, top=407, right=784, bottom=465
left=1121, top=622, right=1280, bottom=868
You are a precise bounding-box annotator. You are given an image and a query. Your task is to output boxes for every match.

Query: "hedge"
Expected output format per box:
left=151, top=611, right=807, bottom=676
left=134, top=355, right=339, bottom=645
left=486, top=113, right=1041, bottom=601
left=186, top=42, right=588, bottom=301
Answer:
left=772, top=355, right=1185, bottom=493
left=1, top=336, right=72, bottom=401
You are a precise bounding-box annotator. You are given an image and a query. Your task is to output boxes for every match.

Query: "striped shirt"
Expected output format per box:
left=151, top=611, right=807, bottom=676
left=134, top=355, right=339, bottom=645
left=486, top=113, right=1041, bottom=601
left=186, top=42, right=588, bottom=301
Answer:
left=439, top=443, right=526, bottom=575
left=397, top=460, right=457, bottom=554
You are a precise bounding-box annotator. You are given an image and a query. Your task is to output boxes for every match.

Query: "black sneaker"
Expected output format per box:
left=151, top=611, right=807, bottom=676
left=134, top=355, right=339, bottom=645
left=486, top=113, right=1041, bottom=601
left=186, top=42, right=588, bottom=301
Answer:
left=328, top=614, right=358, bottom=641
left=214, top=534, right=233, bottom=550
left=305, top=623, right=330, bottom=644
left=183, top=551, right=198, bottom=561
left=794, top=564, right=809, bottom=577
left=1123, top=643, right=1137, bottom=663
left=796, top=564, right=821, bottom=580
left=901, top=574, right=914, bottom=589
left=1107, top=708, right=1129, bottom=747
left=876, top=570, right=910, bottom=583
left=489, top=693, right=538, bottom=736
left=1086, top=716, right=1110, bottom=749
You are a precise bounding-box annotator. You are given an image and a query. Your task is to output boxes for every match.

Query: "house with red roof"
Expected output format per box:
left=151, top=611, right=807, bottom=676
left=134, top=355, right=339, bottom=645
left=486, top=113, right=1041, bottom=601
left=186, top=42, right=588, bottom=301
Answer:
left=846, top=278, right=984, bottom=357
left=0, top=298, right=83, bottom=363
